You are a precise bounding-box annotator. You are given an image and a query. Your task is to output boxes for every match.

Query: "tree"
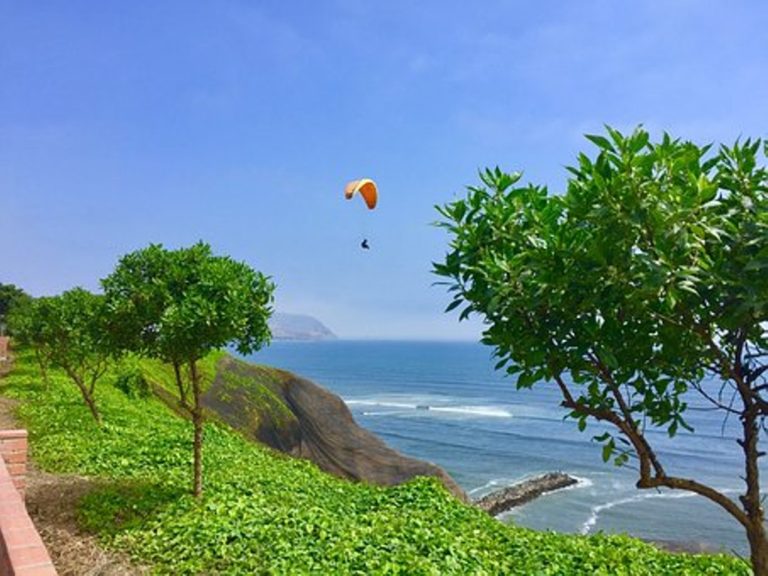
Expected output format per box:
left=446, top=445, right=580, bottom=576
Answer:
left=0, top=283, right=31, bottom=335
left=10, top=289, right=109, bottom=423
left=434, top=127, right=768, bottom=573
left=7, top=297, right=53, bottom=386
left=102, top=242, right=274, bottom=497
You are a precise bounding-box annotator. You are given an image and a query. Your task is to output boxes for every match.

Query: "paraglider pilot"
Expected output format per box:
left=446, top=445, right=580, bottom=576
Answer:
left=345, top=179, right=377, bottom=252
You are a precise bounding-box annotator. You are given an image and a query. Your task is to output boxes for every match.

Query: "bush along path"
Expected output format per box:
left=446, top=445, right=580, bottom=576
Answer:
left=0, top=349, right=750, bottom=575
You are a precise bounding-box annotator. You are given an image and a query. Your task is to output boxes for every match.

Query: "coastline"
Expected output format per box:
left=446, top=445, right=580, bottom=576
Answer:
left=249, top=340, right=750, bottom=555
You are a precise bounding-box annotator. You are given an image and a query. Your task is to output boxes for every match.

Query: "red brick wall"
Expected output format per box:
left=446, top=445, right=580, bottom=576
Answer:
left=0, top=431, right=26, bottom=499
left=0, top=430, right=57, bottom=575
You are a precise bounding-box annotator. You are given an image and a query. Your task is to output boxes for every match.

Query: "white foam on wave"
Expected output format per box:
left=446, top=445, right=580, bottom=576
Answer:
left=346, top=400, right=414, bottom=409
left=580, top=486, right=743, bottom=534
left=345, top=399, right=511, bottom=418
left=468, top=477, right=515, bottom=496
left=430, top=406, right=512, bottom=418
left=581, top=491, right=697, bottom=535
left=568, top=475, right=594, bottom=490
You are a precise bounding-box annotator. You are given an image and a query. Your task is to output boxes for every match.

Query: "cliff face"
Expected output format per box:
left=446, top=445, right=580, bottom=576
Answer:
left=202, top=355, right=466, bottom=501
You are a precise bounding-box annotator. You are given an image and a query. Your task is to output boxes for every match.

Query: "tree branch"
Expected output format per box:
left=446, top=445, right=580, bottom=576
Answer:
left=637, top=476, right=749, bottom=530
left=553, top=372, right=666, bottom=480
left=691, top=381, right=742, bottom=415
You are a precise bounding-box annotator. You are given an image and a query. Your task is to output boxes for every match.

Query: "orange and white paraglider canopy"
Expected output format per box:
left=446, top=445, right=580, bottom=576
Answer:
left=344, top=178, right=378, bottom=210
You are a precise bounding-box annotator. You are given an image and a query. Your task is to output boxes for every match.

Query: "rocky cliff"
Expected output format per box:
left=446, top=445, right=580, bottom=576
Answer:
left=200, top=355, right=466, bottom=501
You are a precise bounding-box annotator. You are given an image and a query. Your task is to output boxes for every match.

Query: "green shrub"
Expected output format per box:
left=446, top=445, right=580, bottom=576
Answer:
left=113, top=361, right=151, bottom=399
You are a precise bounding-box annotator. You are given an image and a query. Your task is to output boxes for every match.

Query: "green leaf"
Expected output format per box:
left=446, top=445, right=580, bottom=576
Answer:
left=585, top=134, right=613, bottom=151
left=602, top=440, right=615, bottom=463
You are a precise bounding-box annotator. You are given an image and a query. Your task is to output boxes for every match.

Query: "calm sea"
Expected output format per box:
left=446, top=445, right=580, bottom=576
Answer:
left=247, top=340, right=754, bottom=555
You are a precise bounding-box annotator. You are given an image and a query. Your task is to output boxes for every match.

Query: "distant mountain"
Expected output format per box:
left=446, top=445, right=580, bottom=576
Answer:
left=268, top=312, right=337, bottom=341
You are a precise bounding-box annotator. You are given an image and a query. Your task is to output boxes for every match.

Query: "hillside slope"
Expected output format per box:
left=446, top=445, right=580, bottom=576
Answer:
left=0, top=349, right=747, bottom=575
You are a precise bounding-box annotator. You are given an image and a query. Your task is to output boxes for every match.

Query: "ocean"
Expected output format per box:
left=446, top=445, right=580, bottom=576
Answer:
left=247, top=340, right=754, bottom=555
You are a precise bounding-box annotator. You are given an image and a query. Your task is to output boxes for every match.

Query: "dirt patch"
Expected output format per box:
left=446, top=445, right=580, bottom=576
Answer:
left=0, top=396, right=19, bottom=429
left=0, top=377, right=147, bottom=575
left=25, top=471, right=147, bottom=576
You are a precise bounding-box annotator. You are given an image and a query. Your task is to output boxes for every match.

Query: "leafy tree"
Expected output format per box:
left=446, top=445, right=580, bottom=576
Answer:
left=7, top=297, right=53, bottom=386
left=10, top=289, right=108, bottom=422
left=434, top=127, right=768, bottom=573
left=0, top=283, right=31, bottom=335
left=101, top=242, right=274, bottom=497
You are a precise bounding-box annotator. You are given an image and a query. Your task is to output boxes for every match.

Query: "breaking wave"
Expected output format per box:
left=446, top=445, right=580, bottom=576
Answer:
left=345, top=398, right=512, bottom=418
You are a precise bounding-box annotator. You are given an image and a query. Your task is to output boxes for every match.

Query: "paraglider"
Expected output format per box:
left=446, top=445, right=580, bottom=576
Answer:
left=344, top=178, right=378, bottom=210
left=344, top=178, right=378, bottom=250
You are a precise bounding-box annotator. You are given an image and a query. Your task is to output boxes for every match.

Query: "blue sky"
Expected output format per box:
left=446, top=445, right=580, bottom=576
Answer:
left=1, top=1, right=767, bottom=339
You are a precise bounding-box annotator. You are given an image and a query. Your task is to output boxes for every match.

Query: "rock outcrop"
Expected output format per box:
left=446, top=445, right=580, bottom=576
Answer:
left=202, top=355, right=466, bottom=501
left=475, top=472, right=578, bottom=516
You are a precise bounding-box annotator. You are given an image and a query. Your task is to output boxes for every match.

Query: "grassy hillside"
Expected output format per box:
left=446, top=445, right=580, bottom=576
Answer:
left=0, top=349, right=748, bottom=575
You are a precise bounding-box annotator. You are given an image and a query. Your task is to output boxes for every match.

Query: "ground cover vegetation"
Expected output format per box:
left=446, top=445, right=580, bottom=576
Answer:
left=435, top=127, right=768, bottom=574
left=1, top=348, right=748, bottom=575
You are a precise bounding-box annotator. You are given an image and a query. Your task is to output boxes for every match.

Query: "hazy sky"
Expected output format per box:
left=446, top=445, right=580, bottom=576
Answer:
left=2, top=1, right=767, bottom=339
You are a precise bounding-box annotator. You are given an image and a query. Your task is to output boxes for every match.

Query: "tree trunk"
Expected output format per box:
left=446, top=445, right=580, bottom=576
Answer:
left=747, top=521, right=768, bottom=576
left=75, top=379, right=101, bottom=425
left=190, top=360, right=203, bottom=498
left=62, top=365, right=101, bottom=424
left=35, top=349, right=50, bottom=389
left=742, top=404, right=767, bottom=575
